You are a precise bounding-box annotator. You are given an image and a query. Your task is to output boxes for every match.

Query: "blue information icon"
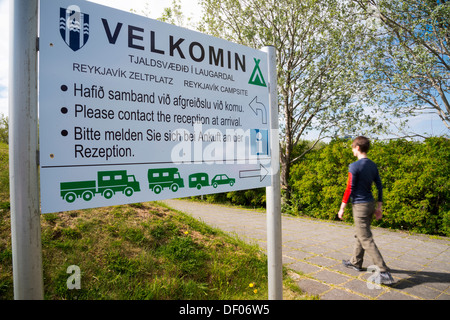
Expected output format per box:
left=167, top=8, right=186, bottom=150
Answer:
left=250, top=129, right=269, bottom=156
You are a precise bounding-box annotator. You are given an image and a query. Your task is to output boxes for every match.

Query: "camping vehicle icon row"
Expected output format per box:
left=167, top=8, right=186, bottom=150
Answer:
left=60, top=168, right=236, bottom=203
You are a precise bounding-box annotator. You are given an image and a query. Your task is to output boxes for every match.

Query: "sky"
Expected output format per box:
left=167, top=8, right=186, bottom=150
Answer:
left=0, top=0, right=447, bottom=139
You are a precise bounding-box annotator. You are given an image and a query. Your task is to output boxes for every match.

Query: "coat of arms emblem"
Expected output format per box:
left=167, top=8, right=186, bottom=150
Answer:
left=59, top=5, right=89, bottom=51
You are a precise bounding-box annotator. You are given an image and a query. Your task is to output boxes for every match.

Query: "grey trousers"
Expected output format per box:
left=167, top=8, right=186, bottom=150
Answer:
left=350, top=202, right=389, bottom=272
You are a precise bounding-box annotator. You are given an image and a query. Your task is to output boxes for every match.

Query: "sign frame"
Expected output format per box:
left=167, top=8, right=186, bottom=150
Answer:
left=38, top=0, right=273, bottom=214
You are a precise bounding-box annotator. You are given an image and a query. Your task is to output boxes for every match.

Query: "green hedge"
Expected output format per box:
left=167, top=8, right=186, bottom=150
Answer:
left=288, top=138, right=450, bottom=237
left=191, top=188, right=266, bottom=208
left=0, top=143, right=9, bottom=202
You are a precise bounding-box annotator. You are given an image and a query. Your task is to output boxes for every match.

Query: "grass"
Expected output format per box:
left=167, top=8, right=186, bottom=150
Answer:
left=0, top=201, right=308, bottom=300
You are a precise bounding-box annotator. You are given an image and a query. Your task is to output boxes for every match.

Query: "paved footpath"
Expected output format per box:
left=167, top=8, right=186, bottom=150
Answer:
left=163, top=199, right=450, bottom=300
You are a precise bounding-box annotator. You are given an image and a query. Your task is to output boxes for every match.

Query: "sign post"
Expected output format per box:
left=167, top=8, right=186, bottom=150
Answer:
left=9, top=0, right=44, bottom=299
left=263, top=46, right=282, bottom=300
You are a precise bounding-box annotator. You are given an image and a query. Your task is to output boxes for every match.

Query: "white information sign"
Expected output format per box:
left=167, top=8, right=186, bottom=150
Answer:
left=39, top=0, right=271, bottom=213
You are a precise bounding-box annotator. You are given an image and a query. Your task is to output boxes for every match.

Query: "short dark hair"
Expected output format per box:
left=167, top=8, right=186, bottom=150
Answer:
left=352, top=136, right=370, bottom=153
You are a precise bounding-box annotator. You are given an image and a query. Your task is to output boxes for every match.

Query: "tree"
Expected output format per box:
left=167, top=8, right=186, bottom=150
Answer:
left=0, top=114, right=8, bottom=144
left=159, top=0, right=194, bottom=27
left=198, top=0, right=382, bottom=200
left=354, top=0, right=450, bottom=133
left=131, top=0, right=198, bottom=29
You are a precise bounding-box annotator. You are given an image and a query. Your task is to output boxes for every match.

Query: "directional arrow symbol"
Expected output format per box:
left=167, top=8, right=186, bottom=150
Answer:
left=239, top=164, right=269, bottom=182
left=249, top=96, right=267, bottom=124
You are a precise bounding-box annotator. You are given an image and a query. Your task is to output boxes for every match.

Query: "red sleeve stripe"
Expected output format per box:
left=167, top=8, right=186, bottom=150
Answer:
left=342, top=172, right=352, bottom=204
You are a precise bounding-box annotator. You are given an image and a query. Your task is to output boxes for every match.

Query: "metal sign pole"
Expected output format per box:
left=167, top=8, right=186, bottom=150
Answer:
left=9, top=0, right=44, bottom=299
left=262, top=46, right=282, bottom=300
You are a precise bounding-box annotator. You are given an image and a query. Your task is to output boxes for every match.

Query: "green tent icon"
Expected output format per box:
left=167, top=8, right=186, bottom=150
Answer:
left=248, top=58, right=267, bottom=87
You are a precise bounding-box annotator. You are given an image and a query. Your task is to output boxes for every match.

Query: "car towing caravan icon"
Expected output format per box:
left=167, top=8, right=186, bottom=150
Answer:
left=188, top=172, right=235, bottom=190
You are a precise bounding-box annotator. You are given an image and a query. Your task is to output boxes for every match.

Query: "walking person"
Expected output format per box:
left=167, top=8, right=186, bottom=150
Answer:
left=338, top=136, right=394, bottom=285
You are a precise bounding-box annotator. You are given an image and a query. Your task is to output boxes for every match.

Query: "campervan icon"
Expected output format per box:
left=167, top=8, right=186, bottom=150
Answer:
left=148, top=168, right=184, bottom=194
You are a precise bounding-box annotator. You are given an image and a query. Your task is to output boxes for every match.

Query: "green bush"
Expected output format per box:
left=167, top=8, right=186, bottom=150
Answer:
left=288, top=139, right=353, bottom=220
left=371, top=138, right=450, bottom=236
left=0, top=114, right=8, bottom=145
left=0, top=143, right=9, bottom=202
left=191, top=187, right=266, bottom=208
left=289, top=138, right=450, bottom=236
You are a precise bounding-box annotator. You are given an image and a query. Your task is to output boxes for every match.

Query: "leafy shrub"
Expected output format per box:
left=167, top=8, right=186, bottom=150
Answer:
left=0, top=143, right=9, bottom=202
left=289, top=139, right=353, bottom=220
left=370, top=138, right=450, bottom=236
